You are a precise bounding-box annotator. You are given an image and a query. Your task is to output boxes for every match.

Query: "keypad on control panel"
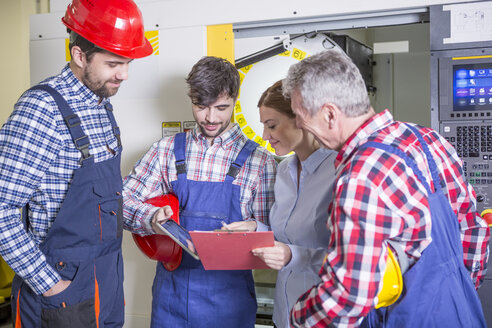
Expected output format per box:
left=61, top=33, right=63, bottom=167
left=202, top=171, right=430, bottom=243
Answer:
left=452, top=125, right=492, bottom=159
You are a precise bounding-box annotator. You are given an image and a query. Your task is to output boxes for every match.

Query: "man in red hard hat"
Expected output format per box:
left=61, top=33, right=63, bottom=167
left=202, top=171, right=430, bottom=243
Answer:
left=0, top=0, right=152, bottom=326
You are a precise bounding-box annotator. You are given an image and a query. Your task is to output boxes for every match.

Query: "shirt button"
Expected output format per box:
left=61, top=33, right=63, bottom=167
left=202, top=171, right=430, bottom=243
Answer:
left=55, top=262, right=66, bottom=271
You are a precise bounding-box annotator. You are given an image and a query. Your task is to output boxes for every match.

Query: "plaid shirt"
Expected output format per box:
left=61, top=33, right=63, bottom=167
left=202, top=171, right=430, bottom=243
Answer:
left=291, top=109, right=490, bottom=327
left=123, top=124, right=277, bottom=234
left=0, top=65, right=119, bottom=295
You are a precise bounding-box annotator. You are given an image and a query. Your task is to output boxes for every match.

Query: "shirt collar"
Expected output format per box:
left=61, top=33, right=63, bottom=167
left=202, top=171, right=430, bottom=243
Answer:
left=191, top=123, right=243, bottom=149
left=61, top=65, right=110, bottom=107
left=287, top=148, right=336, bottom=178
left=335, top=109, right=394, bottom=168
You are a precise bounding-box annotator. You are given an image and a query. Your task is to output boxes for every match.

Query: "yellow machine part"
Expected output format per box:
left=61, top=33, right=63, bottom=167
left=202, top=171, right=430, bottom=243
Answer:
left=375, top=247, right=403, bottom=309
left=0, top=256, right=14, bottom=303
left=480, top=209, right=492, bottom=226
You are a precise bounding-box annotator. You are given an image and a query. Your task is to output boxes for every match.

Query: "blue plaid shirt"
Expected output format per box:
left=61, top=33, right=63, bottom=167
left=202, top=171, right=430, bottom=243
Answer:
left=0, top=65, right=120, bottom=294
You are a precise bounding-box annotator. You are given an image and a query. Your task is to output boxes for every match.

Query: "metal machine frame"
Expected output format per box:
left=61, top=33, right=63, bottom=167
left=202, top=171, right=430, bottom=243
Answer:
left=430, top=3, right=492, bottom=325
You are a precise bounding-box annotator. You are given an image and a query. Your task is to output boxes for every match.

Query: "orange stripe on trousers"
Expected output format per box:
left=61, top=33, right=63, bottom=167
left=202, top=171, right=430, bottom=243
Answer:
left=95, top=267, right=100, bottom=328
left=15, top=288, right=21, bottom=328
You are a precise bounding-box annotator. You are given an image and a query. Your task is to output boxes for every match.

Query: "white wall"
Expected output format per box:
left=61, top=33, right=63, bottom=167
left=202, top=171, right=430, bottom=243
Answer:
left=0, top=0, right=49, bottom=125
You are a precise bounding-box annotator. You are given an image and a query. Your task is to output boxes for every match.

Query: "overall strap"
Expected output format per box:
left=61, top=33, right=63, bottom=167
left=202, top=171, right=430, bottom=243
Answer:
left=359, top=140, right=432, bottom=275
left=173, top=132, right=187, bottom=176
left=405, top=123, right=444, bottom=191
left=21, top=204, right=30, bottom=232
left=103, top=103, right=122, bottom=149
left=30, top=85, right=93, bottom=164
left=224, top=139, right=259, bottom=183
left=359, top=141, right=433, bottom=195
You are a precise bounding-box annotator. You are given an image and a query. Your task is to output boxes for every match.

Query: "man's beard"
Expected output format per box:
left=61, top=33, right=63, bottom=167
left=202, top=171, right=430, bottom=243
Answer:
left=197, top=121, right=230, bottom=139
left=82, top=67, right=121, bottom=99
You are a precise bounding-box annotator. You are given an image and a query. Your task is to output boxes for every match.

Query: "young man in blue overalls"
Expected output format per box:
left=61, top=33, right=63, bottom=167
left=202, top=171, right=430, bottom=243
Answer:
left=123, top=56, right=277, bottom=327
left=1, top=0, right=153, bottom=326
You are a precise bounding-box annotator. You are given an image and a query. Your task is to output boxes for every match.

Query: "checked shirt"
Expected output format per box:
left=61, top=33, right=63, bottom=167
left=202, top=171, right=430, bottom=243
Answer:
left=291, top=109, right=490, bottom=327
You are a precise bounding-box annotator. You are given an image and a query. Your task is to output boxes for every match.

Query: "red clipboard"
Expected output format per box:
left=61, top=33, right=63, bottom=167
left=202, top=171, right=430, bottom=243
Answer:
left=189, top=231, right=274, bottom=270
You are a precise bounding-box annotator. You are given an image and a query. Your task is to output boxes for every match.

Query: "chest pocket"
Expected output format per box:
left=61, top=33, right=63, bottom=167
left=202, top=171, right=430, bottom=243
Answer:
left=93, top=184, right=123, bottom=241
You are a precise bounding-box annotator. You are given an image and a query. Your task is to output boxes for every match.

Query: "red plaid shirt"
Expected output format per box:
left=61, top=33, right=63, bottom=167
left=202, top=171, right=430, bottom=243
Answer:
left=291, top=110, right=490, bottom=327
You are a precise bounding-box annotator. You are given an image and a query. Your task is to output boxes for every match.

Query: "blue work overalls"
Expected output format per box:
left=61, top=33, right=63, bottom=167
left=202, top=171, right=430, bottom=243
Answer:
left=150, top=132, right=258, bottom=328
left=360, top=124, right=486, bottom=327
left=11, top=85, right=125, bottom=328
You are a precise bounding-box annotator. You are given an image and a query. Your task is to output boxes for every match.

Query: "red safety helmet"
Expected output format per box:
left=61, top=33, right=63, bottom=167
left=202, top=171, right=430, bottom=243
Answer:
left=62, top=0, right=153, bottom=59
left=132, top=194, right=182, bottom=271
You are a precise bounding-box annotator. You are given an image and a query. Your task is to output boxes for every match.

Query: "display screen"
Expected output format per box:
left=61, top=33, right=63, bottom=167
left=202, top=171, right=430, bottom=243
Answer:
left=157, top=220, right=199, bottom=260
left=453, top=63, right=492, bottom=111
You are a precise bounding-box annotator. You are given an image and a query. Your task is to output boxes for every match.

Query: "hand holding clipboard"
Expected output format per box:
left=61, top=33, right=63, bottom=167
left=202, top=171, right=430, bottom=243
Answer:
left=189, top=230, right=274, bottom=270
left=154, top=210, right=274, bottom=270
left=156, top=220, right=274, bottom=270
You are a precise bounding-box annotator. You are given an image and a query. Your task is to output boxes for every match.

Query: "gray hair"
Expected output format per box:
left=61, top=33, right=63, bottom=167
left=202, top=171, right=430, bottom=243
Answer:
left=282, top=49, right=371, bottom=117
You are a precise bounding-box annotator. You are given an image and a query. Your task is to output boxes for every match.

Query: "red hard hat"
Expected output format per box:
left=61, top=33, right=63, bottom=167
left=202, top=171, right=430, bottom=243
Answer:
left=62, top=0, right=153, bottom=59
left=132, top=194, right=182, bottom=271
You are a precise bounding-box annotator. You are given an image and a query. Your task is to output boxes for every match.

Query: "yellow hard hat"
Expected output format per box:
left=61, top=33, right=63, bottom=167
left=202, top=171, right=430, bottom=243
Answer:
left=480, top=209, right=492, bottom=226
left=322, top=241, right=405, bottom=308
left=375, top=247, right=403, bottom=308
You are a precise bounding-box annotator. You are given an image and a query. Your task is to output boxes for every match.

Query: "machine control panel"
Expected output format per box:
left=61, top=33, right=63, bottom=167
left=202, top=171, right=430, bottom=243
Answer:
left=440, top=121, right=492, bottom=212
left=435, top=52, right=492, bottom=214
left=430, top=4, right=492, bottom=323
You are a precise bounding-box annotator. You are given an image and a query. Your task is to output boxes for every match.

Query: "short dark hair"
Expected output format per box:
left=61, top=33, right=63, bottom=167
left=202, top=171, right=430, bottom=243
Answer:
left=185, top=56, right=240, bottom=107
left=257, top=80, right=295, bottom=119
left=67, top=29, right=105, bottom=62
